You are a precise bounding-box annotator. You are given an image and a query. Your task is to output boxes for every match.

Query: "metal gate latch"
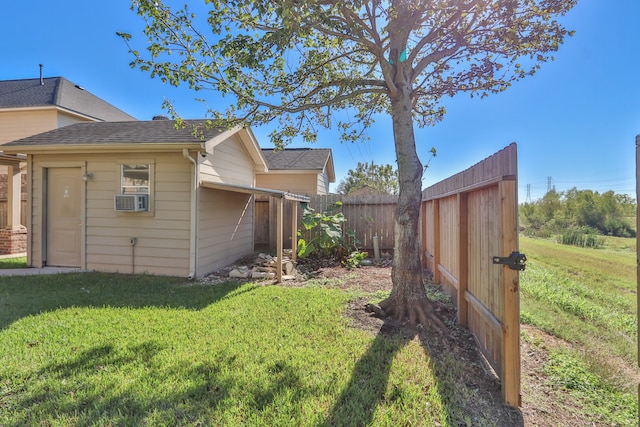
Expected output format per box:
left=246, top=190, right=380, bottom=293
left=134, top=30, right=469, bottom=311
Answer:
left=492, top=252, right=527, bottom=271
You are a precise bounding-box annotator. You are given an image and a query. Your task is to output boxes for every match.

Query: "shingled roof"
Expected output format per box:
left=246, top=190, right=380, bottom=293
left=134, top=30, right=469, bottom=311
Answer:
left=0, top=77, right=135, bottom=121
left=262, top=147, right=333, bottom=169
left=2, top=120, right=223, bottom=147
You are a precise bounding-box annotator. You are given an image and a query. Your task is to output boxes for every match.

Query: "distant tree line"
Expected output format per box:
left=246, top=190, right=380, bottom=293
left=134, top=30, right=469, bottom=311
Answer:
left=520, top=188, right=636, bottom=239
left=336, top=162, right=399, bottom=195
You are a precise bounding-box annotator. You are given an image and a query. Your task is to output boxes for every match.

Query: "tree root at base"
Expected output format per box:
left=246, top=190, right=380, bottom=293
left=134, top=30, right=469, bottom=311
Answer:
left=365, top=298, right=450, bottom=337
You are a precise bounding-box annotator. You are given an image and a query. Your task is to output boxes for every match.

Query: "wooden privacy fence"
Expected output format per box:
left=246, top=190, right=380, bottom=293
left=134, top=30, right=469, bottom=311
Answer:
left=305, top=194, right=397, bottom=252
left=255, top=194, right=398, bottom=253
left=421, top=143, right=521, bottom=407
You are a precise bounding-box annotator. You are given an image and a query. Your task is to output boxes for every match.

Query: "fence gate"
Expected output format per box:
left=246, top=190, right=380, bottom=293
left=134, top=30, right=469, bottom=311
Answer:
left=421, top=143, right=521, bottom=407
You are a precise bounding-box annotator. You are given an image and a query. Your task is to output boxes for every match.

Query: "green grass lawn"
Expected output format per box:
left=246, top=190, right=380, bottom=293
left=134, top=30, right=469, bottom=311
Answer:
left=0, top=272, right=478, bottom=426
left=520, top=235, right=638, bottom=425
left=0, top=256, right=26, bottom=269
left=2, top=238, right=637, bottom=425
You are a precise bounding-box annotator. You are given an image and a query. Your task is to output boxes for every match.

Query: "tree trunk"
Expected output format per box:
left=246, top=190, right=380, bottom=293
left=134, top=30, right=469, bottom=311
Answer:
left=374, top=79, right=448, bottom=335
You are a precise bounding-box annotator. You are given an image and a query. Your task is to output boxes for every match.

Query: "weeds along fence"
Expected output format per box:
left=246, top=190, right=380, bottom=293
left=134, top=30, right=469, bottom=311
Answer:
left=421, top=143, right=521, bottom=407
left=255, top=194, right=398, bottom=253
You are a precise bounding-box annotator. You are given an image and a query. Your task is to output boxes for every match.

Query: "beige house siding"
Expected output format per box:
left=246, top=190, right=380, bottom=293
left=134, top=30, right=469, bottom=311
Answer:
left=0, top=109, right=58, bottom=144
left=195, top=134, right=257, bottom=276
left=0, top=109, right=94, bottom=203
left=27, top=152, right=193, bottom=276
left=196, top=188, right=254, bottom=277
left=0, top=109, right=92, bottom=145
left=200, top=134, right=256, bottom=186
left=256, top=172, right=318, bottom=195
left=57, top=111, right=91, bottom=128
left=317, top=171, right=330, bottom=195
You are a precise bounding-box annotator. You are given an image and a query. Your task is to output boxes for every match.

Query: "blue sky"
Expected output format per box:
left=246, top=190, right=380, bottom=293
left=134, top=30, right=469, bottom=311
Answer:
left=2, top=1, right=639, bottom=200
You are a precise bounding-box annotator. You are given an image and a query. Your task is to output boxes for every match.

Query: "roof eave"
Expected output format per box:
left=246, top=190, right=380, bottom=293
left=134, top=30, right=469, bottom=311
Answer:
left=324, top=152, right=336, bottom=182
left=1, top=142, right=202, bottom=155
left=0, top=105, right=57, bottom=113
left=0, top=105, right=125, bottom=122
left=256, top=169, right=322, bottom=175
left=240, top=127, right=269, bottom=173
left=54, top=106, right=107, bottom=122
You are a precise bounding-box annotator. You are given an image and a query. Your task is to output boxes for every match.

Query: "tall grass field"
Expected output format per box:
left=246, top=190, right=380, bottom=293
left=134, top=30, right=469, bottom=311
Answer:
left=520, top=235, right=638, bottom=425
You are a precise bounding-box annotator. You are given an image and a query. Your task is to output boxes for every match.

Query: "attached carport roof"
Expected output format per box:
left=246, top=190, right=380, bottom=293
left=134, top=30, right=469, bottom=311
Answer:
left=200, top=181, right=310, bottom=202
left=200, top=180, right=309, bottom=283
left=0, top=153, right=25, bottom=166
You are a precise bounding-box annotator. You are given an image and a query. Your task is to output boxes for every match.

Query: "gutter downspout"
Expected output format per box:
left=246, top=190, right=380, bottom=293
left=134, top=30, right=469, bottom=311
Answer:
left=183, top=148, right=198, bottom=279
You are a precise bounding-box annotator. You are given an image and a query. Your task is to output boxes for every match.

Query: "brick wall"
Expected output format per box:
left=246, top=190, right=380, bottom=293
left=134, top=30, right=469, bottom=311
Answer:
left=0, top=227, right=27, bottom=255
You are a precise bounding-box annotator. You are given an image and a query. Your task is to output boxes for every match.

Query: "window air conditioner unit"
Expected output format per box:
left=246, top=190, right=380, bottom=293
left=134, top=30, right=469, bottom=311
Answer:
left=114, top=194, right=148, bottom=212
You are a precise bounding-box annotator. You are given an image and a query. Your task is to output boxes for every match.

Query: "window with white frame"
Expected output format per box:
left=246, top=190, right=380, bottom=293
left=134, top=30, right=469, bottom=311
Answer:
left=121, top=164, right=150, bottom=194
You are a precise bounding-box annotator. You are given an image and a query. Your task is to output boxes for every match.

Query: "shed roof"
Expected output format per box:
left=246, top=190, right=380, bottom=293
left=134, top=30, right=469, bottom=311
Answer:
left=0, top=77, right=135, bottom=121
left=261, top=148, right=335, bottom=182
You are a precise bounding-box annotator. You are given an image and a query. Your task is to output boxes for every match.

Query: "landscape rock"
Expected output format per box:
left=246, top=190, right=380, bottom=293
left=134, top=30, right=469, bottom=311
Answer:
left=219, top=251, right=300, bottom=281
left=251, top=271, right=276, bottom=279
left=228, top=268, right=250, bottom=278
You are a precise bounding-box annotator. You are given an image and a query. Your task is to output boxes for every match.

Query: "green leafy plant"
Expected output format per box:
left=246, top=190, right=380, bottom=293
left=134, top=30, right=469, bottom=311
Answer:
left=297, top=202, right=359, bottom=262
left=344, top=250, right=368, bottom=269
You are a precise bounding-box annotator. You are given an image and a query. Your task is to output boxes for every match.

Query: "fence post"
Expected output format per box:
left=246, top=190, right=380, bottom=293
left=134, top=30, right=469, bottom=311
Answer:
left=420, top=201, right=424, bottom=265
left=499, top=179, right=521, bottom=407
left=432, top=199, right=441, bottom=284
left=636, top=134, right=640, bottom=406
left=291, top=201, right=298, bottom=263
left=457, top=192, right=469, bottom=327
left=276, top=196, right=283, bottom=283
